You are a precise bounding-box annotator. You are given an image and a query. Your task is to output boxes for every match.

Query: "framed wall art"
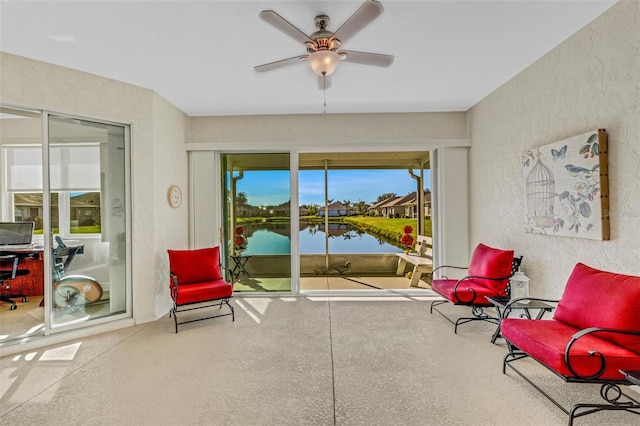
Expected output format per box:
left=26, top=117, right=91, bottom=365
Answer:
left=523, top=129, right=609, bottom=240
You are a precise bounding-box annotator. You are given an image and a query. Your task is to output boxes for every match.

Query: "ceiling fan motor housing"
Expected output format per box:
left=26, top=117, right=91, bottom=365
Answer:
left=307, top=15, right=341, bottom=53
left=314, top=15, right=330, bottom=30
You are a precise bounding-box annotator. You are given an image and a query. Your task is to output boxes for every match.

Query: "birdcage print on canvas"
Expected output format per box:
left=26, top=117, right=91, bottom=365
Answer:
left=526, top=151, right=555, bottom=228
left=523, top=129, right=609, bottom=240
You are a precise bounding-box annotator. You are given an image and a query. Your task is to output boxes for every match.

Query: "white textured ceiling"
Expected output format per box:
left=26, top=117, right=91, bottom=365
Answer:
left=0, top=0, right=617, bottom=117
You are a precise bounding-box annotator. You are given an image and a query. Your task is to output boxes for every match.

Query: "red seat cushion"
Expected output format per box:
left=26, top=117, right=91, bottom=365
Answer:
left=432, top=278, right=502, bottom=305
left=168, top=247, right=223, bottom=283
left=553, top=263, right=640, bottom=354
left=172, top=279, right=232, bottom=306
left=502, top=318, right=640, bottom=380
left=467, top=244, right=514, bottom=293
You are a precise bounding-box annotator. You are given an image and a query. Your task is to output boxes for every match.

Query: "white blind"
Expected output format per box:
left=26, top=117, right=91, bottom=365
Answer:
left=4, top=144, right=101, bottom=192
left=189, top=151, right=218, bottom=249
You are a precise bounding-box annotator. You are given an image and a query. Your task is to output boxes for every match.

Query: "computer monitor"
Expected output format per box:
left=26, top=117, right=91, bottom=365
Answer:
left=0, top=222, right=34, bottom=246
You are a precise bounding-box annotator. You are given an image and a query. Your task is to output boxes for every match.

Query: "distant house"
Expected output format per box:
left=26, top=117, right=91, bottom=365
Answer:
left=369, top=197, right=396, bottom=217
left=70, top=192, right=101, bottom=226
left=318, top=201, right=348, bottom=217
left=270, top=201, right=290, bottom=217
left=371, top=191, right=431, bottom=218
left=13, top=193, right=60, bottom=230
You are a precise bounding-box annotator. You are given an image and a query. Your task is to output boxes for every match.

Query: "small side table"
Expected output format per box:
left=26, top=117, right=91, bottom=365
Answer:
left=486, top=296, right=555, bottom=344
left=230, top=255, right=251, bottom=281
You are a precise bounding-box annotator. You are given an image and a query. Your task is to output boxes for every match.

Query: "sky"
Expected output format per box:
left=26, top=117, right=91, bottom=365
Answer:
left=235, top=169, right=431, bottom=207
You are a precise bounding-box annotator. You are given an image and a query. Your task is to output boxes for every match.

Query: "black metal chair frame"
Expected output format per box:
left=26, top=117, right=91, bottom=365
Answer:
left=168, top=271, right=235, bottom=333
left=503, top=323, right=640, bottom=425
left=0, top=254, right=29, bottom=310
left=429, top=256, right=522, bottom=333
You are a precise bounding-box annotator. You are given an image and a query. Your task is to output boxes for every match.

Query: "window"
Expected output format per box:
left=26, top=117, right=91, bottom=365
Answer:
left=69, top=191, right=101, bottom=233
left=13, top=192, right=59, bottom=233
left=4, top=143, right=102, bottom=234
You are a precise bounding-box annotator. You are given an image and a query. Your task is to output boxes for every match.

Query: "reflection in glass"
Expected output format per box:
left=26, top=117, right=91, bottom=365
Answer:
left=48, top=115, right=128, bottom=326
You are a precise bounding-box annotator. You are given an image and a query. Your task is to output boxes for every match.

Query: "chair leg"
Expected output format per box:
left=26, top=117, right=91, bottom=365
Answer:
left=225, top=299, right=235, bottom=321
left=430, top=299, right=447, bottom=314
left=569, top=394, right=640, bottom=425
left=431, top=300, right=498, bottom=333
left=505, top=354, right=640, bottom=424
left=171, top=298, right=234, bottom=333
left=454, top=315, right=499, bottom=334
left=0, top=296, right=18, bottom=310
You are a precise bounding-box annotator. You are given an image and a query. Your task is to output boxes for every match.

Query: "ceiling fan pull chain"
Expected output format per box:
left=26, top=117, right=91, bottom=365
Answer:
left=323, top=72, right=327, bottom=113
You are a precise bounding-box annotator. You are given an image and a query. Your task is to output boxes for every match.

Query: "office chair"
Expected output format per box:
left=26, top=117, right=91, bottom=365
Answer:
left=0, top=254, right=29, bottom=310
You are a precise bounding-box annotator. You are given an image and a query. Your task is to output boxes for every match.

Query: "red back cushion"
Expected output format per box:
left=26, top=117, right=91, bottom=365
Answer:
left=553, top=263, right=640, bottom=354
left=168, top=247, right=223, bottom=284
left=467, top=243, right=514, bottom=293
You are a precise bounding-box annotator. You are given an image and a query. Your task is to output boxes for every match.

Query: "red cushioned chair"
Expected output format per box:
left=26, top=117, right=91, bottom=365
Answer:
left=429, top=243, right=521, bottom=333
left=167, top=247, right=234, bottom=333
left=502, top=263, right=640, bottom=424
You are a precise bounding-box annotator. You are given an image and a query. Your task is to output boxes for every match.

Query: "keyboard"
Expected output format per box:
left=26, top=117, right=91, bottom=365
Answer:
left=0, top=244, right=36, bottom=250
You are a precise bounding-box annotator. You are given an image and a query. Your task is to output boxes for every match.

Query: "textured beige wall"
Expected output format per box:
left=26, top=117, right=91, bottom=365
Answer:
left=188, top=112, right=468, bottom=148
left=0, top=52, right=189, bottom=323
left=468, top=1, right=640, bottom=297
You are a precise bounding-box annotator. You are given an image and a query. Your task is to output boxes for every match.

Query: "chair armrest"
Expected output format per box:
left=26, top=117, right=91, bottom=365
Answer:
left=565, top=327, right=640, bottom=380
left=451, top=274, right=512, bottom=304
left=170, top=271, right=179, bottom=299
left=430, top=265, right=468, bottom=280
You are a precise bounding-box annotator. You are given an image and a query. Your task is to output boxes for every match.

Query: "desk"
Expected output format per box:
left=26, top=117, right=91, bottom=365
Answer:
left=486, top=296, right=555, bottom=344
left=230, top=255, right=251, bottom=281
left=0, top=248, right=44, bottom=297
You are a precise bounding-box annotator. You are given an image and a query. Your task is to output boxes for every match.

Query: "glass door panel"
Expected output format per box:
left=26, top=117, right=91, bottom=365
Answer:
left=221, top=153, right=291, bottom=292
left=48, top=115, right=129, bottom=328
left=0, top=107, right=45, bottom=344
left=299, top=152, right=432, bottom=291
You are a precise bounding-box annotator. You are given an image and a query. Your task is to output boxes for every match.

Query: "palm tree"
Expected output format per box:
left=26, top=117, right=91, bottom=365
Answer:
left=376, top=193, right=396, bottom=203
left=355, top=200, right=368, bottom=215
left=308, top=202, right=320, bottom=216
left=342, top=200, right=352, bottom=216
left=236, top=191, right=248, bottom=216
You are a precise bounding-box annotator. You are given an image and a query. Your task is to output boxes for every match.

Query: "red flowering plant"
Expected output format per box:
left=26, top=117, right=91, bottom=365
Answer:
left=233, top=226, right=247, bottom=252
left=400, top=233, right=414, bottom=249
left=400, top=225, right=415, bottom=252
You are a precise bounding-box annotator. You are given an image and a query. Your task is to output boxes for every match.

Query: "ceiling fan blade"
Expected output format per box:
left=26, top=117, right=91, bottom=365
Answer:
left=341, top=50, right=394, bottom=67
left=331, top=0, right=384, bottom=44
left=259, top=10, right=313, bottom=45
left=254, top=55, right=308, bottom=72
left=318, top=75, right=332, bottom=90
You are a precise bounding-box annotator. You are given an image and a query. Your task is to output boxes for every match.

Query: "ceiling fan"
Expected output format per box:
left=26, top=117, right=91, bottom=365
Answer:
left=254, top=0, right=394, bottom=90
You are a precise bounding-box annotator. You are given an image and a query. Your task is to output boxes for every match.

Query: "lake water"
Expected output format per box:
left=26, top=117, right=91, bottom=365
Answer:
left=238, top=223, right=402, bottom=255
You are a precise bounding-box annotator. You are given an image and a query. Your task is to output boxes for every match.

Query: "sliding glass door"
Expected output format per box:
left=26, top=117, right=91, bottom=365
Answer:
left=46, top=114, right=130, bottom=330
left=221, top=153, right=291, bottom=292
left=0, top=107, right=131, bottom=345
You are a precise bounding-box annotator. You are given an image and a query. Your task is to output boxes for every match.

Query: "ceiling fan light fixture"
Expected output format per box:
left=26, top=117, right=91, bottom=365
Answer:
left=307, top=50, right=340, bottom=76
